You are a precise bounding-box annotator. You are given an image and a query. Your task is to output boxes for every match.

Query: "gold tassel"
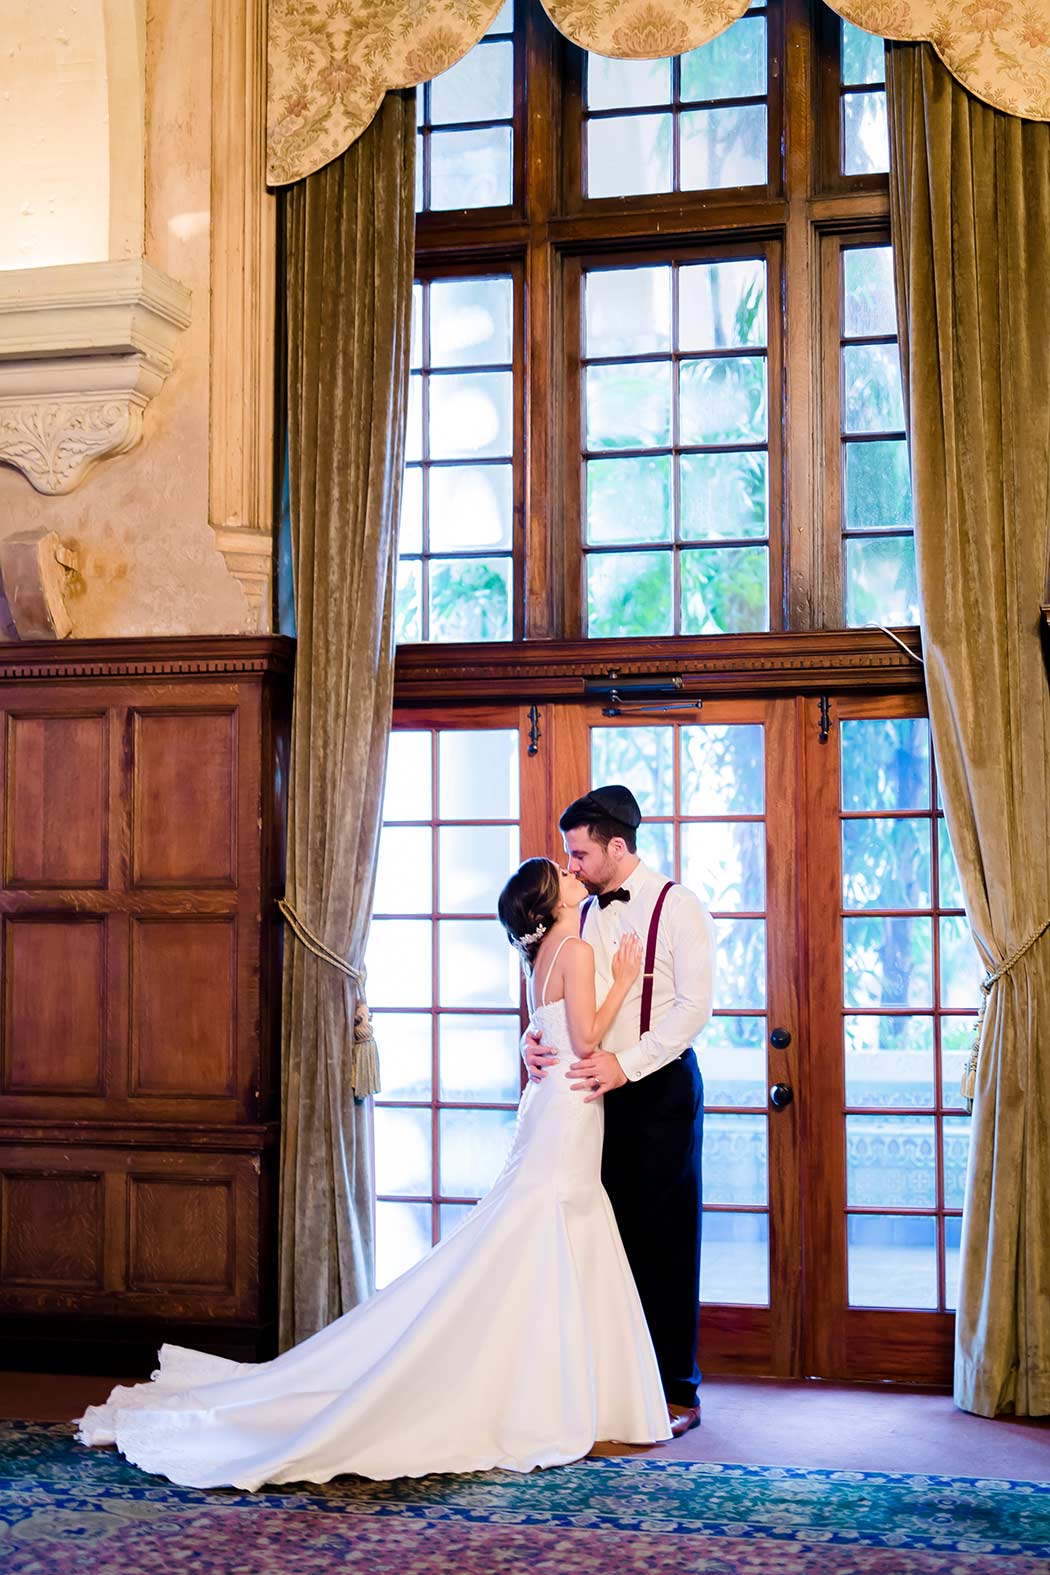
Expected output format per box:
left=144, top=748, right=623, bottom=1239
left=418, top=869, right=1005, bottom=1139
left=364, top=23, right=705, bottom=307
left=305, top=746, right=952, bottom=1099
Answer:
left=352, top=998, right=382, bottom=1099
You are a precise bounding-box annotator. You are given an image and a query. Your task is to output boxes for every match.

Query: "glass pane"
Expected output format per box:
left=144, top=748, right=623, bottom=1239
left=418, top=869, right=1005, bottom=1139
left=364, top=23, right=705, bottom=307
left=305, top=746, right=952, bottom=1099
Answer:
left=843, top=246, right=895, bottom=338
left=586, top=455, right=672, bottom=544
left=637, top=820, right=673, bottom=873
left=439, top=918, right=519, bottom=1007
left=847, top=1213, right=937, bottom=1308
left=845, top=536, right=919, bottom=627
left=590, top=725, right=674, bottom=818
left=941, top=1017, right=976, bottom=1111
left=374, top=1106, right=432, bottom=1196
left=587, top=113, right=672, bottom=198
left=587, top=54, right=671, bottom=110
left=406, top=373, right=423, bottom=462
left=680, top=356, right=767, bottom=444
left=679, top=259, right=766, bottom=351
left=699, top=1015, right=766, bottom=1107
left=428, top=371, right=512, bottom=459
left=415, top=129, right=424, bottom=211
left=395, top=558, right=422, bottom=644
left=374, top=1013, right=432, bottom=1100
left=438, top=824, right=518, bottom=913
left=846, top=1114, right=936, bottom=1207
left=486, top=0, right=513, bottom=35
left=940, top=916, right=983, bottom=1008
left=843, top=89, right=889, bottom=176
left=844, top=439, right=912, bottom=530
left=410, top=283, right=423, bottom=369
left=400, top=464, right=423, bottom=554
left=680, top=451, right=767, bottom=541
left=681, top=17, right=766, bottom=101
left=681, top=544, right=769, bottom=634
left=430, top=463, right=512, bottom=552
left=841, top=718, right=930, bottom=812
left=842, top=20, right=885, bottom=85
left=430, top=125, right=512, bottom=209
left=429, top=41, right=513, bottom=126
left=439, top=1014, right=521, bottom=1103
left=429, top=556, right=512, bottom=643
left=681, top=724, right=765, bottom=816
left=587, top=550, right=672, bottom=637
left=944, top=1214, right=962, bottom=1311
left=374, top=825, right=433, bottom=914
left=714, top=918, right=766, bottom=1009
left=440, top=1201, right=475, bottom=1237
left=439, top=1108, right=517, bottom=1196
left=842, top=817, right=931, bottom=910
left=703, top=1113, right=768, bottom=1205
left=844, top=1014, right=934, bottom=1109
left=375, top=1200, right=431, bottom=1290
left=937, top=821, right=965, bottom=909
left=585, top=362, right=672, bottom=450
left=429, top=277, right=512, bottom=368
left=585, top=266, right=671, bottom=357
left=384, top=731, right=432, bottom=821
left=682, top=821, right=765, bottom=912
left=366, top=918, right=433, bottom=1008
left=439, top=730, right=519, bottom=819
left=680, top=104, right=766, bottom=190
left=700, top=1211, right=768, bottom=1304
left=842, top=343, right=904, bottom=433
left=844, top=916, right=932, bottom=1008
left=943, top=1115, right=971, bottom=1209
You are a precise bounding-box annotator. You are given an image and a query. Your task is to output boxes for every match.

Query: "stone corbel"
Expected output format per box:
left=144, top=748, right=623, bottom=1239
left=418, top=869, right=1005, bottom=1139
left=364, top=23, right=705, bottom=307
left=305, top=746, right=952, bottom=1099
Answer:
left=0, top=259, right=191, bottom=495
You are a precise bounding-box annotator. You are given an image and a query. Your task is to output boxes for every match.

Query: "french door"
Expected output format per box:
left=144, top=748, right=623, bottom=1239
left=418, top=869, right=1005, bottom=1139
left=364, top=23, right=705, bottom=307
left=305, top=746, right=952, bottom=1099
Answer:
left=367, top=694, right=974, bottom=1385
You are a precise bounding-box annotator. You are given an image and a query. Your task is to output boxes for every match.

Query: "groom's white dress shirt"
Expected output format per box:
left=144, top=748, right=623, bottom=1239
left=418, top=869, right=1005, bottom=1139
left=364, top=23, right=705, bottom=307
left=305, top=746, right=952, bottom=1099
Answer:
left=583, top=860, right=716, bottom=1082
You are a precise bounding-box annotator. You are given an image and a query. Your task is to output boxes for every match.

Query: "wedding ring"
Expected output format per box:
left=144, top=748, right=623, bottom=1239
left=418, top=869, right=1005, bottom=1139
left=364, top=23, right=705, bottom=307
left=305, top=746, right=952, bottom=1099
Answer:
left=591, top=1078, right=600, bottom=1092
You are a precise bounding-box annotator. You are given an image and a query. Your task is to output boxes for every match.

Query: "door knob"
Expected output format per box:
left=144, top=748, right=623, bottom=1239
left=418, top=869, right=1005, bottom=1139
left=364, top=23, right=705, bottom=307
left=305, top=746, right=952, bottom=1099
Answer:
left=769, top=1083, right=794, bottom=1110
left=769, top=1027, right=791, bottom=1049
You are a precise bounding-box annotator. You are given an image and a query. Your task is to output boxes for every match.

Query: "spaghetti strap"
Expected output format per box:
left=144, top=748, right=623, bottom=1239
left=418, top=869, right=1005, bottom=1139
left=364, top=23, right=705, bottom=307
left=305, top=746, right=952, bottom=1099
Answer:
left=540, top=935, right=573, bottom=1008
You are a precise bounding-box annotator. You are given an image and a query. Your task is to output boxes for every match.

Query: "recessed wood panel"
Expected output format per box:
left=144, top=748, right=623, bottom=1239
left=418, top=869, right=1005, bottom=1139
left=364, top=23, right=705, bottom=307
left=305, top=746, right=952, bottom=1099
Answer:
left=5, top=713, right=108, bottom=888
left=128, top=1176, right=234, bottom=1289
left=130, top=919, right=235, bottom=1096
left=0, top=1172, right=103, bottom=1286
left=3, top=917, right=106, bottom=1094
left=131, top=709, right=237, bottom=887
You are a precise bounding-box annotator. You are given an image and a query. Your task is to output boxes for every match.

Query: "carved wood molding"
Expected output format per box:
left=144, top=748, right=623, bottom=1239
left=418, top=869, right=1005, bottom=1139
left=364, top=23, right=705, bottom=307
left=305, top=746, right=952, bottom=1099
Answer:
left=394, top=629, right=926, bottom=703
left=209, top=0, right=277, bottom=632
left=0, top=1123, right=279, bottom=1151
left=0, top=635, right=294, bottom=684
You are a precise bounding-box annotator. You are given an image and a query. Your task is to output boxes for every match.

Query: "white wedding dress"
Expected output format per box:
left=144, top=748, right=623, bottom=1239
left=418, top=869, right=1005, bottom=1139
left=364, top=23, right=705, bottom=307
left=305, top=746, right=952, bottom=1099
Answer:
left=77, top=948, right=671, bottom=1488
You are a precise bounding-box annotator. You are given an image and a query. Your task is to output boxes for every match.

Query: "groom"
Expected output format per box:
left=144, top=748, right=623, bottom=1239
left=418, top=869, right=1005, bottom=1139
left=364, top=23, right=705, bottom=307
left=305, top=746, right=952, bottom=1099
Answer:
left=524, top=784, right=715, bottom=1437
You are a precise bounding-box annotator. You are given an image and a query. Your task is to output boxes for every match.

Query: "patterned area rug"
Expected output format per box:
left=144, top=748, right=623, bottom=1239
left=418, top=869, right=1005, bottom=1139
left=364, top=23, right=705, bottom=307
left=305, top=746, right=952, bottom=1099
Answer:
left=1, top=1421, right=1048, bottom=1574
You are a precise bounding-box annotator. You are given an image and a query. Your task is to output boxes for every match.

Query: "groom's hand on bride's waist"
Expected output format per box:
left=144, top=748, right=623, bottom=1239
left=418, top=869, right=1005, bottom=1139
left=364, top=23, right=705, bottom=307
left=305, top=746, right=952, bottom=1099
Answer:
left=522, top=1026, right=559, bottom=1082
left=569, top=1050, right=627, bottom=1103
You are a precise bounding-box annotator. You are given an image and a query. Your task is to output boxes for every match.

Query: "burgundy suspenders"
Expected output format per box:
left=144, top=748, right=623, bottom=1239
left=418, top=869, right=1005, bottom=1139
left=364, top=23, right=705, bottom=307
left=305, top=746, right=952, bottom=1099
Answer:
left=639, top=880, right=675, bottom=1035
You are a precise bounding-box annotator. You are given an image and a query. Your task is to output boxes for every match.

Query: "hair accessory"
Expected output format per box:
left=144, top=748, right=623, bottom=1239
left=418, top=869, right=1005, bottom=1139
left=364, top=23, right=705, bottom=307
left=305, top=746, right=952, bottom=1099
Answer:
left=513, top=921, right=547, bottom=955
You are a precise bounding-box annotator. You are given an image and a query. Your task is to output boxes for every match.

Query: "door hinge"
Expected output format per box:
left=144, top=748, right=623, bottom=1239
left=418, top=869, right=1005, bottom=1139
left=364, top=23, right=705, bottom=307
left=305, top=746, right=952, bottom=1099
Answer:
left=527, top=704, right=542, bottom=756
left=818, top=694, right=832, bottom=744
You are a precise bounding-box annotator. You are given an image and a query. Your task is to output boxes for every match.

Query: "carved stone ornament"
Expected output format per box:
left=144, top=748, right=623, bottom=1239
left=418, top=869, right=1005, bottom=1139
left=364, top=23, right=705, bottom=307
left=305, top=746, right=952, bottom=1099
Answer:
left=0, top=260, right=192, bottom=495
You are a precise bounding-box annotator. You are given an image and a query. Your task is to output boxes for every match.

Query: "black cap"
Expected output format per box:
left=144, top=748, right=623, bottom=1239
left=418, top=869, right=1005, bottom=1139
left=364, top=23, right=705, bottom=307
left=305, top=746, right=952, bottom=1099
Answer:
left=584, top=783, right=642, bottom=830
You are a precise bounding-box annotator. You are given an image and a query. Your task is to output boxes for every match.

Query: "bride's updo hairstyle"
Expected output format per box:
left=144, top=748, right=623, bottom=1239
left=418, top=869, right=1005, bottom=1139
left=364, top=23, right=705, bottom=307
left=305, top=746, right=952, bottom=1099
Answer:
left=498, top=857, right=561, bottom=974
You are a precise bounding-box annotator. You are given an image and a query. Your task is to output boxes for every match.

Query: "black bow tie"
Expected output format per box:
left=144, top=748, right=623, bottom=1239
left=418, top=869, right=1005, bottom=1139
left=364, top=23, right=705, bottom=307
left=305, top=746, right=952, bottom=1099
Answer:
left=597, top=888, right=631, bottom=909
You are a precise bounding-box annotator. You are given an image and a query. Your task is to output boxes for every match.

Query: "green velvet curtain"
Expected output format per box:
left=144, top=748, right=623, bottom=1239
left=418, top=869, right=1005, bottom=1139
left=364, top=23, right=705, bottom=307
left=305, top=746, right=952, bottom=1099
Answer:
left=279, top=91, right=416, bottom=1348
left=886, top=43, right=1050, bottom=1416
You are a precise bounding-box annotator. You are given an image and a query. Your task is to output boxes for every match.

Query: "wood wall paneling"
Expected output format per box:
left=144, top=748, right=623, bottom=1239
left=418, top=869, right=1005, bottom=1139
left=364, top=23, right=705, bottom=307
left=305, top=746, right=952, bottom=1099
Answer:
left=5, top=713, right=109, bottom=888
left=0, top=1171, right=104, bottom=1287
left=131, top=709, right=238, bottom=887
left=128, top=1175, right=235, bottom=1292
left=129, top=917, right=236, bottom=1097
left=3, top=915, right=106, bottom=1095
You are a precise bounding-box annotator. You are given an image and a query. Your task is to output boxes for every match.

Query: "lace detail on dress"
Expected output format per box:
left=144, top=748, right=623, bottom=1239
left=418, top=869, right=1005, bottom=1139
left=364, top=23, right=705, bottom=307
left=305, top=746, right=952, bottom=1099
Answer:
left=75, top=1344, right=247, bottom=1448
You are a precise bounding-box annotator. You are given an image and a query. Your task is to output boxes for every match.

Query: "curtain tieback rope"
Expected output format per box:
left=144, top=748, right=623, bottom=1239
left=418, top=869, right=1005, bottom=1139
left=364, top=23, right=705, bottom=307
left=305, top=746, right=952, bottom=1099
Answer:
left=962, top=915, right=1050, bottom=1110
left=277, top=899, right=381, bottom=1097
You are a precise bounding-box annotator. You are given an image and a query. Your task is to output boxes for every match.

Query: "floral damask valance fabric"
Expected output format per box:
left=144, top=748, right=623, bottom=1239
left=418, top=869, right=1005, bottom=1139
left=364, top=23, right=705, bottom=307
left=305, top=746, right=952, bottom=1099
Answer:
left=267, top=0, right=1050, bottom=185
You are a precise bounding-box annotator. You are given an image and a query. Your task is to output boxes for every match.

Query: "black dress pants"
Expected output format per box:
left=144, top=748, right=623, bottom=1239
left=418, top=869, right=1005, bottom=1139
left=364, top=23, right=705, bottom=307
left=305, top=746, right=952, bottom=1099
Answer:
left=601, top=1048, right=704, bottom=1408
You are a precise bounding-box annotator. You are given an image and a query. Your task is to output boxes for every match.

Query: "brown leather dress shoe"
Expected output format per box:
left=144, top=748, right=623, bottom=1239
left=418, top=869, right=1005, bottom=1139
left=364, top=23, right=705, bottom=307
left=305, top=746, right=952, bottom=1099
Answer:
left=667, top=1402, right=702, bottom=1437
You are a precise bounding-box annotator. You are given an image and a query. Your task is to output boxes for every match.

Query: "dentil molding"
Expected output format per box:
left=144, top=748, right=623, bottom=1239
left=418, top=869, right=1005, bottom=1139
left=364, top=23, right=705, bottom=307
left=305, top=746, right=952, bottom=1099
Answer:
left=0, top=259, right=192, bottom=495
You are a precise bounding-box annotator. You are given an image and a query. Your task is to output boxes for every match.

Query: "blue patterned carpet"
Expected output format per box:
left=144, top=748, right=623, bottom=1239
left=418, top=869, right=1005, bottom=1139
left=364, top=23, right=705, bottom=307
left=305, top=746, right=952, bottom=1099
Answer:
left=2, top=1421, right=1048, bottom=1574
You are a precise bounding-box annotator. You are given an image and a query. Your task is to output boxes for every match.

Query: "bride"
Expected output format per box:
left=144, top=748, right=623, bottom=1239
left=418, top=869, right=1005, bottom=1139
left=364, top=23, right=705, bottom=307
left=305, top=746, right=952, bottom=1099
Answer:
left=76, top=857, right=671, bottom=1488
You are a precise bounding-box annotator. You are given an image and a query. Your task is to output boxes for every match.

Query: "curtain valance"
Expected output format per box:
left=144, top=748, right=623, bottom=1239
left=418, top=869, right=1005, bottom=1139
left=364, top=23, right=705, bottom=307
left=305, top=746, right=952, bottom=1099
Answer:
left=267, top=0, right=1050, bottom=185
